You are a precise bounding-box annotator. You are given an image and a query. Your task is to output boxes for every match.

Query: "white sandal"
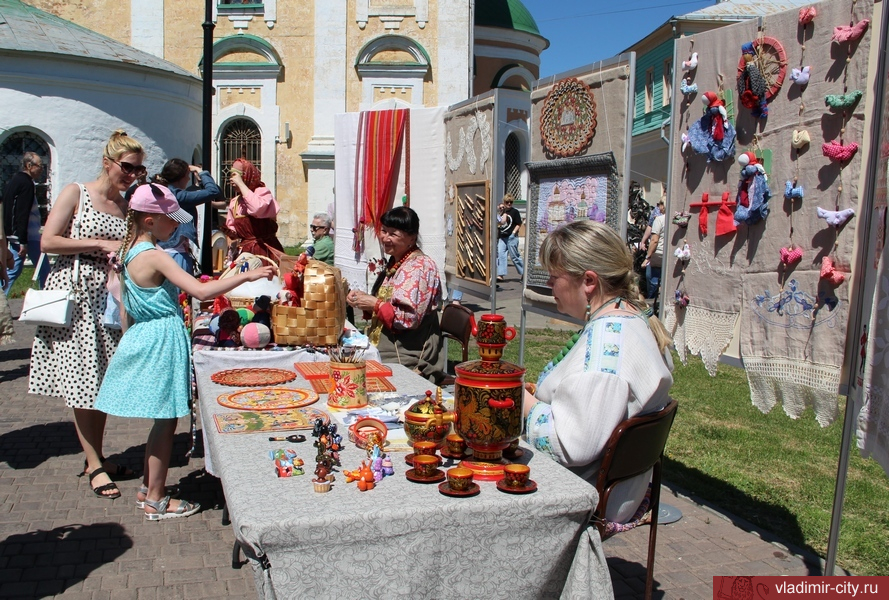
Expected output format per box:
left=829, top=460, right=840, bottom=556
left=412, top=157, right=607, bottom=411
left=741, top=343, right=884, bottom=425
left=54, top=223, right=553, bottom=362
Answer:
left=135, top=485, right=180, bottom=508
left=143, top=495, right=200, bottom=521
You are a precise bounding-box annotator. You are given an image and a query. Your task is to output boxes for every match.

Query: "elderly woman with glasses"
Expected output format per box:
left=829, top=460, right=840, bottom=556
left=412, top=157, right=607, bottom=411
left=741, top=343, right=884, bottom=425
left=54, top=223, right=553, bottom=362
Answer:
left=345, top=206, right=446, bottom=384
left=30, top=129, right=144, bottom=499
left=308, top=213, right=334, bottom=265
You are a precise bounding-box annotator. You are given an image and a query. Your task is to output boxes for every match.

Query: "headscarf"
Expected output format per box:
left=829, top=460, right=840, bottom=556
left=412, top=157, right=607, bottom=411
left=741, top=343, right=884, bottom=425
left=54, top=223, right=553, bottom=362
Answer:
left=232, top=159, right=263, bottom=191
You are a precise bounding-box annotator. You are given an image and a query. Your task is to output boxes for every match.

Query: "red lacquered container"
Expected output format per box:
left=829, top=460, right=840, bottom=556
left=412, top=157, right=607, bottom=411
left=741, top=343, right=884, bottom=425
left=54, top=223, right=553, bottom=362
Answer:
left=454, top=314, right=525, bottom=481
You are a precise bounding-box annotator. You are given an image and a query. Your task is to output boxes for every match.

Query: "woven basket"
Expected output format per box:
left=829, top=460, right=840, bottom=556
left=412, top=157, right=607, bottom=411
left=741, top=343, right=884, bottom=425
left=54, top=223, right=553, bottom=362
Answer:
left=272, top=259, right=346, bottom=346
left=221, top=253, right=280, bottom=309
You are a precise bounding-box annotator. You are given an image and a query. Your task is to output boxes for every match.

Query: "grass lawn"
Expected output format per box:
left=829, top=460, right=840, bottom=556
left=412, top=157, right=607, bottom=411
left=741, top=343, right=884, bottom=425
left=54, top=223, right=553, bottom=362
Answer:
left=7, top=265, right=37, bottom=299
left=447, top=329, right=889, bottom=576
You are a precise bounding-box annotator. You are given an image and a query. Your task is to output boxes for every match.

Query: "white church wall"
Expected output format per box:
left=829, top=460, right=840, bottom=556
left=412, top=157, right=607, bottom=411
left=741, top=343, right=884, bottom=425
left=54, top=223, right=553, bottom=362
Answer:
left=1, top=54, right=202, bottom=198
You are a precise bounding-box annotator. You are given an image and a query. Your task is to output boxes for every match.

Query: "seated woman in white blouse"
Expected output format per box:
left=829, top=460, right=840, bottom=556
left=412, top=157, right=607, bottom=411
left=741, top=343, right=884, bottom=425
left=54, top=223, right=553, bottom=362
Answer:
left=523, top=220, right=673, bottom=532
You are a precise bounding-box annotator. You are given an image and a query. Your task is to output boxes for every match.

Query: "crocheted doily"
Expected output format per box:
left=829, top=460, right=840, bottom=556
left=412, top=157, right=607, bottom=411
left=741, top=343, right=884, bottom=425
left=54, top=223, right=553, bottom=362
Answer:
left=666, top=305, right=738, bottom=376
left=744, top=357, right=840, bottom=427
left=539, top=77, right=597, bottom=158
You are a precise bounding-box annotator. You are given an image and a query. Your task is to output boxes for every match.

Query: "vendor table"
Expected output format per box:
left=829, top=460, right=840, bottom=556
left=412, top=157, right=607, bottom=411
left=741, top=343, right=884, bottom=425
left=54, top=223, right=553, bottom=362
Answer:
left=194, top=357, right=614, bottom=600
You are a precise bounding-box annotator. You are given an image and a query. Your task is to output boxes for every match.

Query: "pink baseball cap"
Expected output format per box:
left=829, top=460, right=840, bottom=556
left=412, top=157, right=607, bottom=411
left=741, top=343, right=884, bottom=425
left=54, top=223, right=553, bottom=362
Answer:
left=129, top=183, right=192, bottom=223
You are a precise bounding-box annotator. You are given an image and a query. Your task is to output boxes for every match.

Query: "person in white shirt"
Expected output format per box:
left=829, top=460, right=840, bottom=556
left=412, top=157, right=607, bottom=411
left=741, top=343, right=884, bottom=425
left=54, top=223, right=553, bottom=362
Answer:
left=522, top=220, right=673, bottom=535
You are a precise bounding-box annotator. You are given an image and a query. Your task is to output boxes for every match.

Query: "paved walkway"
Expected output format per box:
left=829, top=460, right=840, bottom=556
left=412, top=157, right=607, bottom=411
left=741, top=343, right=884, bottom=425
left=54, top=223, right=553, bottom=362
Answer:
left=1, top=288, right=831, bottom=599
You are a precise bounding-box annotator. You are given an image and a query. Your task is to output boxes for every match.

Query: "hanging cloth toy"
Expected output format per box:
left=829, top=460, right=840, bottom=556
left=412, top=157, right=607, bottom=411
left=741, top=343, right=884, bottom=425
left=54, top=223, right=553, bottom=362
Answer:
left=715, top=192, right=738, bottom=236
left=734, top=152, right=771, bottom=225
left=738, top=42, right=769, bottom=118
left=687, top=91, right=736, bottom=162
left=832, top=19, right=870, bottom=44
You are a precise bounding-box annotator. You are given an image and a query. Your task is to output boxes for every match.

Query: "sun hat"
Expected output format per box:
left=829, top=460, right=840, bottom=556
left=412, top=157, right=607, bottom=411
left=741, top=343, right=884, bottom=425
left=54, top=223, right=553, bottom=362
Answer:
left=130, top=183, right=192, bottom=223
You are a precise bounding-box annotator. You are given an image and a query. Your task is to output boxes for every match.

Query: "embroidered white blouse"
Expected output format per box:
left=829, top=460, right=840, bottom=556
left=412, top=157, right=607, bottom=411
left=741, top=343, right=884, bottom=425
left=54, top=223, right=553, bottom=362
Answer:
left=525, top=314, right=673, bottom=522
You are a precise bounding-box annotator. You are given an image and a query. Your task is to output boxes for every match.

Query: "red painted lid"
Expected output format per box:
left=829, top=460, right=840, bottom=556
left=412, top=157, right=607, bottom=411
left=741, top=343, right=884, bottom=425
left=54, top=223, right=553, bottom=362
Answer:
left=479, top=313, right=505, bottom=322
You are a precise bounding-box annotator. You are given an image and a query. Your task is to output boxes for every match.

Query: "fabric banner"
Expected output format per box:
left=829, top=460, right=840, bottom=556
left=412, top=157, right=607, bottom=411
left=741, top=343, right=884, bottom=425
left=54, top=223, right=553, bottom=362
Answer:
left=334, top=108, right=446, bottom=295
left=855, top=6, right=889, bottom=475
left=361, top=109, right=408, bottom=236
left=665, top=0, right=874, bottom=425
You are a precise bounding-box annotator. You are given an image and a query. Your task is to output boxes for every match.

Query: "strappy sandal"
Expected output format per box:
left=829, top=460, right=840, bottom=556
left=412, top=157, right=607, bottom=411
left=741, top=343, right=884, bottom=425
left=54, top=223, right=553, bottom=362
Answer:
left=135, top=485, right=180, bottom=508
left=79, top=457, right=138, bottom=481
left=143, top=495, right=200, bottom=521
left=86, top=468, right=121, bottom=499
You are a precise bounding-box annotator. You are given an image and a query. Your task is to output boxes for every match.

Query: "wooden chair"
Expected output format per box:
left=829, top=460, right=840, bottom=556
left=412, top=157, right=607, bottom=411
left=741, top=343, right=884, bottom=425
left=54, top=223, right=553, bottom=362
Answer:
left=593, top=399, right=678, bottom=600
left=439, top=304, right=475, bottom=384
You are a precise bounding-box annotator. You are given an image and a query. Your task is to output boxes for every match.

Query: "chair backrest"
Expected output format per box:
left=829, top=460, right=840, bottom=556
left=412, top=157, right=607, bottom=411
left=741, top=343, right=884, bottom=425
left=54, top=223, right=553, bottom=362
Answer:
left=595, top=399, right=678, bottom=501
left=440, top=304, right=474, bottom=363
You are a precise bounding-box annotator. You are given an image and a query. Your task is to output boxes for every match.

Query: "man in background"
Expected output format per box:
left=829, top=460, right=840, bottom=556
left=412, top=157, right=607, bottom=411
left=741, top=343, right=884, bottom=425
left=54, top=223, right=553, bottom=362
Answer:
left=3, top=152, right=50, bottom=294
left=496, top=194, right=524, bottom=282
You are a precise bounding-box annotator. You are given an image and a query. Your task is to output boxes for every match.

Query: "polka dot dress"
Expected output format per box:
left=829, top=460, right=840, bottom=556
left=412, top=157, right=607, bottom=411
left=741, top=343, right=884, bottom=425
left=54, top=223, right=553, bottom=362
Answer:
left=29, top=185, right=125, bottom=408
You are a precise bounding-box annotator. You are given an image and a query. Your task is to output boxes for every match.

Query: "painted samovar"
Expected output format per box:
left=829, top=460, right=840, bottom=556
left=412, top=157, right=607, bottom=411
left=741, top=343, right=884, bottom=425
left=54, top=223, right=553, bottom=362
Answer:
left=454, top=314, right=525, bottom=481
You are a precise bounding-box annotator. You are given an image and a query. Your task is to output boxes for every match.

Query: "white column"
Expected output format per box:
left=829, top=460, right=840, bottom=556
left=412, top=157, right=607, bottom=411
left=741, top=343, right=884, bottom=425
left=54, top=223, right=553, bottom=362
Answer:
left=436, top=0, right=471, bottom=106
left=130, top=0, right=164, bottom=58
left=302, top=0, right=347, bottom=223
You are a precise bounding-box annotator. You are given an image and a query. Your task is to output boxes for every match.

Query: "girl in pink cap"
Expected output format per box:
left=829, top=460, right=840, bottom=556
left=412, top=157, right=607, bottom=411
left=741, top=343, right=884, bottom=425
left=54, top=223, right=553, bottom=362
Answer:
left=95, top=183, right=274, bottom=519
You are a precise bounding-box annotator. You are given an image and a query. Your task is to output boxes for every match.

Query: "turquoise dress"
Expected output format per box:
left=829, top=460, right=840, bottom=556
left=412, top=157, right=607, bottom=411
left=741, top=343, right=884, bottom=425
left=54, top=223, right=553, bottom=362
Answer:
left=95, top=242, right=191, bottom=419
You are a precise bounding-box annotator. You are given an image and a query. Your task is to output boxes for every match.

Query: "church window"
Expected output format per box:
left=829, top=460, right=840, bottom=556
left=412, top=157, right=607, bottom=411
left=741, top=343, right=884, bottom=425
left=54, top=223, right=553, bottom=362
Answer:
left=219, top=118, right=262, bottom=200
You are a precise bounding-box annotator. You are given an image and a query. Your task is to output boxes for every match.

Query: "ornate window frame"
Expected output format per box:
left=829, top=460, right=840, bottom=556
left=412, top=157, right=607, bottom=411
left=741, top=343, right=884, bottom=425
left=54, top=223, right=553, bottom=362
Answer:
left=355, top=35, right=430, bottom=110
left=214, top=0, right=276, bottom=30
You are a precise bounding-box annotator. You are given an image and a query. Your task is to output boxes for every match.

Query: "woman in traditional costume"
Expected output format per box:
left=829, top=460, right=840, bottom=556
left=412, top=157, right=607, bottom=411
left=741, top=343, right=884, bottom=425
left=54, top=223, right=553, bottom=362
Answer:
left=346, top=206, right=445, bottom=384
left=221, top=158, right=284, bottom=261
left=522, top=220, right=673, bottom=536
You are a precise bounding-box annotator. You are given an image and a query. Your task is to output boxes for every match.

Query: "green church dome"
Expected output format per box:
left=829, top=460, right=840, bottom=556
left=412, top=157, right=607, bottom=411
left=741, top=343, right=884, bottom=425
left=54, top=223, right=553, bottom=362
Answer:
left=475, top=0, right=542, bottom=36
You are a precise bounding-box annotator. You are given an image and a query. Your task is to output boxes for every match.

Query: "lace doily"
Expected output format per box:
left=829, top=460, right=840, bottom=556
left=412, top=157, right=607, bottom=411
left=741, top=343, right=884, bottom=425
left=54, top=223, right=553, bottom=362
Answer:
left=744, top=357, right=840, bottom=427
left=446, top=128, right=464, bottom=172
left=681, top=306, right=738, bottom=376
left=539, top=77, right=597, bottom=157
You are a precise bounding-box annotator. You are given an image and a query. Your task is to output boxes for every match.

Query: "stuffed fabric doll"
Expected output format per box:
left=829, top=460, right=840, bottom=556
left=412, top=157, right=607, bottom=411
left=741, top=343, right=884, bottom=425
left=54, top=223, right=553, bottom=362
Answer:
left=687, top=91, right=736, bottom=162
left=738, top=42, right=769, bottom=118
left=734, top=152, right=771, bottom=225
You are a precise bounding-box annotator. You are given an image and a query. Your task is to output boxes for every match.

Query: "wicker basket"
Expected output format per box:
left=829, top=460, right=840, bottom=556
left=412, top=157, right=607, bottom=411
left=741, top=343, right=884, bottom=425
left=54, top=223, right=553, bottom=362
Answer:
left=221, top=253, right=280, bottom=309
left=272, top=259, right=346, bottom=346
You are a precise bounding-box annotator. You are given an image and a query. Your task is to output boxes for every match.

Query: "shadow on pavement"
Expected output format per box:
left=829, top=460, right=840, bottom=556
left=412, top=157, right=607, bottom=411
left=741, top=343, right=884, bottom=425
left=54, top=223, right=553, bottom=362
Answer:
left=0, top=523, right=132, bottom=598
left=0, top=421, right=80, bottom=469
left=605, top=556, right=666, bottom=599
left=664, top=457, right=824, bottom=575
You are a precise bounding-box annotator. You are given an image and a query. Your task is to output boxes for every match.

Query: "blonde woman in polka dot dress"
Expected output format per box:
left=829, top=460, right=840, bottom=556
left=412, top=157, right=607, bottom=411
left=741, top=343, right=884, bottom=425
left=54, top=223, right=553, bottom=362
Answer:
left=30, top=130, right=145, bottom=499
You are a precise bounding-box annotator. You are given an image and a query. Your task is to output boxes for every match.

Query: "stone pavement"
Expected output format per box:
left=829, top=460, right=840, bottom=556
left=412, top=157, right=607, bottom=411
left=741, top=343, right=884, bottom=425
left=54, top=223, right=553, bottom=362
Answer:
left=1, top=290, right=831, bottom=599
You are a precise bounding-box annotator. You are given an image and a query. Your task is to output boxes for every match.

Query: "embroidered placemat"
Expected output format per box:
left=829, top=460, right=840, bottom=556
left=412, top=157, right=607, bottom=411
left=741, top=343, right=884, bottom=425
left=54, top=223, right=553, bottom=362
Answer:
left=292, top=360, right=393, bottom=380
left=216, top=387, right=319, bottom=411
left=213, top=407, right=329, bottom=434
left=307, top=376, right=397, bottom=394
left=211, top=368, right=297, bottom=387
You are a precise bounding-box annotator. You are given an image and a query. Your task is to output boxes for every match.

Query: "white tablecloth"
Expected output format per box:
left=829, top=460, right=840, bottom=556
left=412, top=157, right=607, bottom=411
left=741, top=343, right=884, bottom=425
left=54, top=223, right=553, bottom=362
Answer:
left=194, top=359, right=614, bottom=600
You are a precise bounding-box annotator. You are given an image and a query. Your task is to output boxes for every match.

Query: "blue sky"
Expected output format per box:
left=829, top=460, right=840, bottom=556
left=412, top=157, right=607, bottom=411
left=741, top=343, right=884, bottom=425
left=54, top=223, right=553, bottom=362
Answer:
left=521, top=0, right=715, bottom=77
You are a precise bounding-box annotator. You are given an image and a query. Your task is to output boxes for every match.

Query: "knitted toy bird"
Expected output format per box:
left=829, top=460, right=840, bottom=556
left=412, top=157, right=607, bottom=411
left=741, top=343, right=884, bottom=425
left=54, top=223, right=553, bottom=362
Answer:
left=734, top=152, right=771, bottom=225
left=681, top=52, right=699, bottom=71
left=687, top=91, right=736, bottom=162
left=790, top=66, right=811, bottom=86
left=680, top=78, right=698, bottom=95
left=738, top=42, right=769, bottom=118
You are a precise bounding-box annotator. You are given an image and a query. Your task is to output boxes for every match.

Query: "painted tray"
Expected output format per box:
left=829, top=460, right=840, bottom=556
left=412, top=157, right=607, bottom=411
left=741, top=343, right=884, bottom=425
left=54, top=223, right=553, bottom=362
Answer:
left=216, top=387, right=319, bottom=411
left=293, top=360, right=393, bottom=380
left=211, top=368, right=297, bottom=387
left=213, top=407, right=329, bottom=434
left=307, top=376, right=397, bottom=394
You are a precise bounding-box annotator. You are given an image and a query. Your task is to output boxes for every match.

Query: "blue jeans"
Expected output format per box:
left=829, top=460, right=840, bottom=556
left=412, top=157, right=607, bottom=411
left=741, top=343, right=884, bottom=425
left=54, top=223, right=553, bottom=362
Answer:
left=497, top=235, right=524, bottom=277
left=645, top=263, right=662, bottom=299
left=4, top=239, right=50, bottom=295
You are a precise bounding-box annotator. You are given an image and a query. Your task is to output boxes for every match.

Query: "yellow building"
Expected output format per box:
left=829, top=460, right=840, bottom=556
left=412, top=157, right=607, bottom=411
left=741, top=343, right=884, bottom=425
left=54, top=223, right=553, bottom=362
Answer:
left=25, top=0, right=547, bottom=245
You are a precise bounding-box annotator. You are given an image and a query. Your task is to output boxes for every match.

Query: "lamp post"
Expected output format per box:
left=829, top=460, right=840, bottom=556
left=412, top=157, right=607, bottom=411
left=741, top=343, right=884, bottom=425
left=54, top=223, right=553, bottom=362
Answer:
left=200, top=0, right=215, bottom=275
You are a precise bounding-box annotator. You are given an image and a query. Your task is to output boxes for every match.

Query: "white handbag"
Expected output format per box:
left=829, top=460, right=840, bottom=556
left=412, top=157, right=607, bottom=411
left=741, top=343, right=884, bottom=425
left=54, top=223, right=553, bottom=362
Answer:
left=18, top=185, right=86, bottom=328
left=19, top=289, right=75, bottom=327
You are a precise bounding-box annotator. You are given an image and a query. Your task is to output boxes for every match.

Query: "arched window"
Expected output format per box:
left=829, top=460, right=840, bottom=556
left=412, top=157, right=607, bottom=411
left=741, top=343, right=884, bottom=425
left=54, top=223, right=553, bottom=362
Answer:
left=0, top=131, right=51, bottom=224
left=504, top=133, right=522, bottom=200
left=219, top=118, right=262, bottom=200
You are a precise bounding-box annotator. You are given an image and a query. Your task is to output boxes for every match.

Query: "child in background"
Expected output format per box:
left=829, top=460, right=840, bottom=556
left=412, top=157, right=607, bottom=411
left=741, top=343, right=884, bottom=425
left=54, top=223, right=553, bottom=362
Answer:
left=95, top=183, right=275, bottom=520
